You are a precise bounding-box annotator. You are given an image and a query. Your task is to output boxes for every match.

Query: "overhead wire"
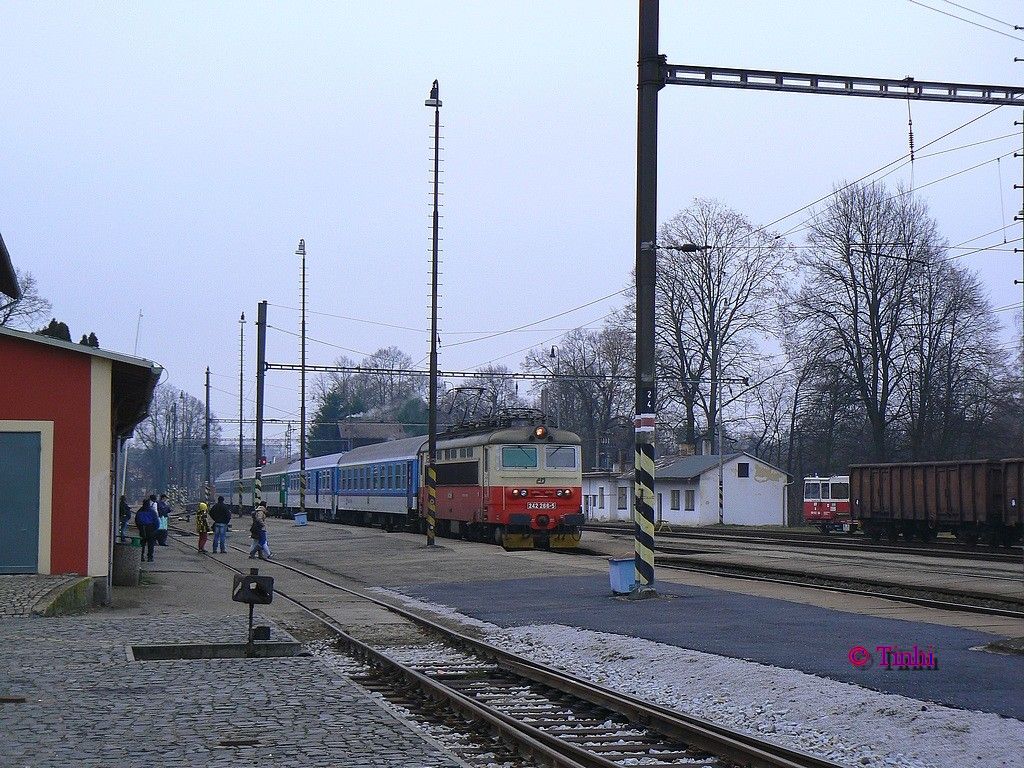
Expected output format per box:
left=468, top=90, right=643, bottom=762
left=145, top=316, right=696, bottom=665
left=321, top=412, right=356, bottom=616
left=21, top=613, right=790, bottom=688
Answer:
left=906, top=0, right=1024, bottom=41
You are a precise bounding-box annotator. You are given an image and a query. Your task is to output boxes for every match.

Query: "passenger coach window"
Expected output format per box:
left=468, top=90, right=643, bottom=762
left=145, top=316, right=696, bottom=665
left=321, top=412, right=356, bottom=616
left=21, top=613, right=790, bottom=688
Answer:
left=804, top=482, right=819, bottom=499
left=501, top=446, right=538, bottom=468
left=545, top=446, right=577, bottom=469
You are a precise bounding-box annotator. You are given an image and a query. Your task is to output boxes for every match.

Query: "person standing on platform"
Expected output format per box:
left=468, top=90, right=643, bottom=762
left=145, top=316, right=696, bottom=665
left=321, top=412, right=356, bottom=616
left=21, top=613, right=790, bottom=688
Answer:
left=195, top=502, right=211, bottom=553
left=156, top=493, right=171, bottom=545
left=136, top=497, right=159, bottom=562
left=209, top=495, right=231, bottom=554
left=248, top=502, right=271, bottom=560
left=118, top=495, right=132, bottom=540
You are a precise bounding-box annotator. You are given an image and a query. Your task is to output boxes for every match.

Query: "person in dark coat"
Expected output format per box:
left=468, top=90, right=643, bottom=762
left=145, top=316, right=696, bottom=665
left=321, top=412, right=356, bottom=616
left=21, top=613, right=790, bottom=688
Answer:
left=209, top=496, right=231, bottom=554
left=135, top=496, right=159, bottom=562
left=118, top=496, right=132, bottom=540
left=156, top=493, right=171, bottom=545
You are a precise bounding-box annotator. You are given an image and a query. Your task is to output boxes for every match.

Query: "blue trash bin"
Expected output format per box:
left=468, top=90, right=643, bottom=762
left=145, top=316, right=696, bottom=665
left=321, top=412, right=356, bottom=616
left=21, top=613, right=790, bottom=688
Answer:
left=608, top=557, right=635, bottom=595
left=293, top=512, right=308, bottom=526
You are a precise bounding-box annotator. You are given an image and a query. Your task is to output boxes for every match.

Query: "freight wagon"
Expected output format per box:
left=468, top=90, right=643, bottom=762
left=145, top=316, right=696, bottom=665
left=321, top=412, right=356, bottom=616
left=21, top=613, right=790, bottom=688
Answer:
left=850, top=459, right=1023, bottom=546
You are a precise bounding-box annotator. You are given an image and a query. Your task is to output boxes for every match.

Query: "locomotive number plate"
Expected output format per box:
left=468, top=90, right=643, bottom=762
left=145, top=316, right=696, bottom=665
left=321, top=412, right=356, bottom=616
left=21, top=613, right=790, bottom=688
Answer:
left=526, top=502, right=557, bottom=510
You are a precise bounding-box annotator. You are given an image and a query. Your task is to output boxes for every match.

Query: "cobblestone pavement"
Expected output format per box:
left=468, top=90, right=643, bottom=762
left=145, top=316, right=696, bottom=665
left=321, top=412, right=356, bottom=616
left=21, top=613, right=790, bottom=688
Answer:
left=0, top=575, right=79, bottom=617
left=0, top=613, right=463, bottom=768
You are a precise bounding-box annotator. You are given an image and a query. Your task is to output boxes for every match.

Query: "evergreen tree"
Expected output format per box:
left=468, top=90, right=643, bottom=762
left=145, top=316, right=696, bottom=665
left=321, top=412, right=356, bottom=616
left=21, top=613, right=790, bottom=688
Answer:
left=37, top=318, right=71, bottom=342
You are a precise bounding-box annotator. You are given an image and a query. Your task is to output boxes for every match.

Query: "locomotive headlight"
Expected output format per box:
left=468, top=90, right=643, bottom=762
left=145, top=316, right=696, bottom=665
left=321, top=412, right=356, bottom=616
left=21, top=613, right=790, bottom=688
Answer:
left=563, top=488, right=572, bottom=497
left=556, top=489, right=564, bottom=497
left=520, top=488, right=528, bottom=497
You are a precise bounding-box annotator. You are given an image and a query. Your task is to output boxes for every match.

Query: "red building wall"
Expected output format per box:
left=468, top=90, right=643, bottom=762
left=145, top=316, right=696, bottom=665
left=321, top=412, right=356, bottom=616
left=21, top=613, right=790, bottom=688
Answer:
left=0, top=336, right=92, bottom=574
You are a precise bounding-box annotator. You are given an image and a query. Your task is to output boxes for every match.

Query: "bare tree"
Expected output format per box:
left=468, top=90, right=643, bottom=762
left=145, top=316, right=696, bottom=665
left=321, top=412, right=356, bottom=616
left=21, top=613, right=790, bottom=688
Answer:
left=0, top=270, right=51, bottom=329
left=525, top=323, right=633, bottom=468
left=788, top=182, right=941, bottom=461
left=656, top=198, right=789, bottom=451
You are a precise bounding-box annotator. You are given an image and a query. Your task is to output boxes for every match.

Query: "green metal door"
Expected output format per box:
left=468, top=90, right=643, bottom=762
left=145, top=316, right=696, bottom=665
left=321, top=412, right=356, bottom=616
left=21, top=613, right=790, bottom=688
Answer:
left=0, top=432, right=41, bottom=573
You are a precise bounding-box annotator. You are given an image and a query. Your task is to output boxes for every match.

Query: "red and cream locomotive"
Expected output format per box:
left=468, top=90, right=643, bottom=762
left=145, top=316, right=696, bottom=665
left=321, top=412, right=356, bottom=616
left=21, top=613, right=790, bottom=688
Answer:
left=422, top=415, right=584, bottom=550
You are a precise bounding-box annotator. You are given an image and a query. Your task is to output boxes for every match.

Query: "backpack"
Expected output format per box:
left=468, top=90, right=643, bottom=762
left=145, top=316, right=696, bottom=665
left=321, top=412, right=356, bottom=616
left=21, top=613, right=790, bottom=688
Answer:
left=250, top=519, right=261, bottom=538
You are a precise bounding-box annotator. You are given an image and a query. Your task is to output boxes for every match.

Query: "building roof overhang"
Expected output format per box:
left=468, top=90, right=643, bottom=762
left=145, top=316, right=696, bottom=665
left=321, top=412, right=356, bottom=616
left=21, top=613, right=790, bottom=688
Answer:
left=0, top=232, right=21, bottom=301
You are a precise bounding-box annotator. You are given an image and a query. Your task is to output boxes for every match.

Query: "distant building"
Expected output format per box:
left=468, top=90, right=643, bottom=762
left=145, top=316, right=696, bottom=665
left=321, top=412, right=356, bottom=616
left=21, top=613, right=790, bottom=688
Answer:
left=336, top=420, right=407, bottom=451
left=0, top=326, right=160, bottom=593
left=583, top=452, right=790, bottom=526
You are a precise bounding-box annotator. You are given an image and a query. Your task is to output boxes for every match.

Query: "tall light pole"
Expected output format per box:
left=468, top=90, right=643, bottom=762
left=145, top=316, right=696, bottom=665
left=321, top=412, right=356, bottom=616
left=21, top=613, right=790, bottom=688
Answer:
left=169, top=402, right=177, bottom=493
left=425, top=79, right=442, bottom=547
left=238, top=311, right=245, bottom=515
left=178, top=390, right=186, bottom=498
left=296, top=239, right=307, bottom=521
left=204, top=366, right=211, bottom=503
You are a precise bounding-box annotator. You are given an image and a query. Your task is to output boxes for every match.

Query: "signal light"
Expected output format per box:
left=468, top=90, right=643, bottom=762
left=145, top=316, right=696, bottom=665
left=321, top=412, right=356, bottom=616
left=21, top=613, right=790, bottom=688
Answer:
left=532, top=426, right=548, bottom=440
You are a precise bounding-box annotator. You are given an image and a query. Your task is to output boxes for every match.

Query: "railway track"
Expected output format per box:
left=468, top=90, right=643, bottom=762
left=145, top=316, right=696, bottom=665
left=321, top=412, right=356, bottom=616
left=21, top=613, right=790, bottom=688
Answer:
left=652, top=558, right=1024, bottom=619
left=585, top=523, right=1024, bottom=564
left=171, top=529, right=844, bottom=768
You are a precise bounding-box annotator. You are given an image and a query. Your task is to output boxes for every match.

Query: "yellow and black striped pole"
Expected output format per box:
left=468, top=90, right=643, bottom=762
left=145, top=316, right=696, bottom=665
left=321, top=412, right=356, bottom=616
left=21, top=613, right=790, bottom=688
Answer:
left=299, top=470, right=307, bottom=519
left=633, top=413, right=656, bottom=590
left=426, top=465, right=436, bottom=546
left=254, top=468, right=262, bottom=508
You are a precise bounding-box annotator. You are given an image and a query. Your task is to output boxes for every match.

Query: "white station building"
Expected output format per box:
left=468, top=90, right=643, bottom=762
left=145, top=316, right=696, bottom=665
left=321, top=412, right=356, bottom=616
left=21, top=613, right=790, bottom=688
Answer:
left=582, top=452, right=790, bottom=527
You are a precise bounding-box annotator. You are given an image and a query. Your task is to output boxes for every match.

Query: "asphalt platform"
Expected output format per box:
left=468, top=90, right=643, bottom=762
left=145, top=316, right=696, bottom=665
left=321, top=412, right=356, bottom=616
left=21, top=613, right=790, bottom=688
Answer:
left=398, top=573, right=1024, bottom=719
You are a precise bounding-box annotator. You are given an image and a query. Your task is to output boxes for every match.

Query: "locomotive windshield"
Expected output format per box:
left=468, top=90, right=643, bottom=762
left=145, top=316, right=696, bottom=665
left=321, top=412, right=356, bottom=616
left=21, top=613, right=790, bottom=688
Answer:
left=545, top=446, right=577, bottom=469
left=501, top=446, right=538, bottom=468
left=803, top=482, right=820, bottom=499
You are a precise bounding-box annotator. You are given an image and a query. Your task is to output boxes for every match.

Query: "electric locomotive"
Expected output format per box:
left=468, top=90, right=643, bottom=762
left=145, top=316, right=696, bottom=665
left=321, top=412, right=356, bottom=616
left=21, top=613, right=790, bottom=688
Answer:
left=423, top=415, right=584, bottom=550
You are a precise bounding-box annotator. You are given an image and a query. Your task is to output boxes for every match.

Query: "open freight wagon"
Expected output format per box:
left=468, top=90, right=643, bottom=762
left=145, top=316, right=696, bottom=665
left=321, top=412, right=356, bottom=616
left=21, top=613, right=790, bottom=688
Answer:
left=850, top=459, right=1023, bottom=546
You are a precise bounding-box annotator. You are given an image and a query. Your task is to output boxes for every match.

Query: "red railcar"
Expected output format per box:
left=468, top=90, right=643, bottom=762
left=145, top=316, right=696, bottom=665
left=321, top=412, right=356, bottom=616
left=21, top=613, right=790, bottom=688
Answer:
left=803, top=475, right=854, bottom=533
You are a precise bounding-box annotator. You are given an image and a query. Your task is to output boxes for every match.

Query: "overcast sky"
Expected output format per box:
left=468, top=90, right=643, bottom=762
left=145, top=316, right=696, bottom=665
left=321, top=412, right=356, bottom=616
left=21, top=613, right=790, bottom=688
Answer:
left=3, top=2, right=1022, bottom=451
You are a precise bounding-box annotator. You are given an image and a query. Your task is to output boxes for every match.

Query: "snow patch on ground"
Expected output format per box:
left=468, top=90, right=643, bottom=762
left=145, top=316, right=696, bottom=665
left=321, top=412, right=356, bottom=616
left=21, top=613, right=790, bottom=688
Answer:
left=381, top=590, right=1024, bottom=768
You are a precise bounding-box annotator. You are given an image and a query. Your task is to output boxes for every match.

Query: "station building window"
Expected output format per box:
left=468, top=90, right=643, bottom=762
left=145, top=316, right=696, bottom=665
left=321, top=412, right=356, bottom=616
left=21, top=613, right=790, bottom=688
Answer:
left=685, top=489, right=695, bottom=511
left=598, top=487, right=605, bottom=509
left=671, top=490, right=680, bottom=510
left=617, top=486, right=627, bottom=510
left=738, top=462, right=750, bottom=478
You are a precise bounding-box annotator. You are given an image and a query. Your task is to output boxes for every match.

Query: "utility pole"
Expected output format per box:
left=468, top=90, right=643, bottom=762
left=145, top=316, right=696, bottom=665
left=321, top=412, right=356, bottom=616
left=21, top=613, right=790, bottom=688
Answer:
left=716, top=352, right=724, bottom=526
left=204, top=366, right=211, bottom=502
left=238, top=311, right=245, bottom=515
left=178, top=391, right=186, bottom=496
left=425, top=79, right=442, bottom=547
left=255, top=300, right=268, bottom=508
left=632, top=0, right=661, bottom=596
left=296, top=239, right=307, bottom=521
left=550, top=346, right=560, bottom=428
left=170, top=403, right=177, bottom=494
